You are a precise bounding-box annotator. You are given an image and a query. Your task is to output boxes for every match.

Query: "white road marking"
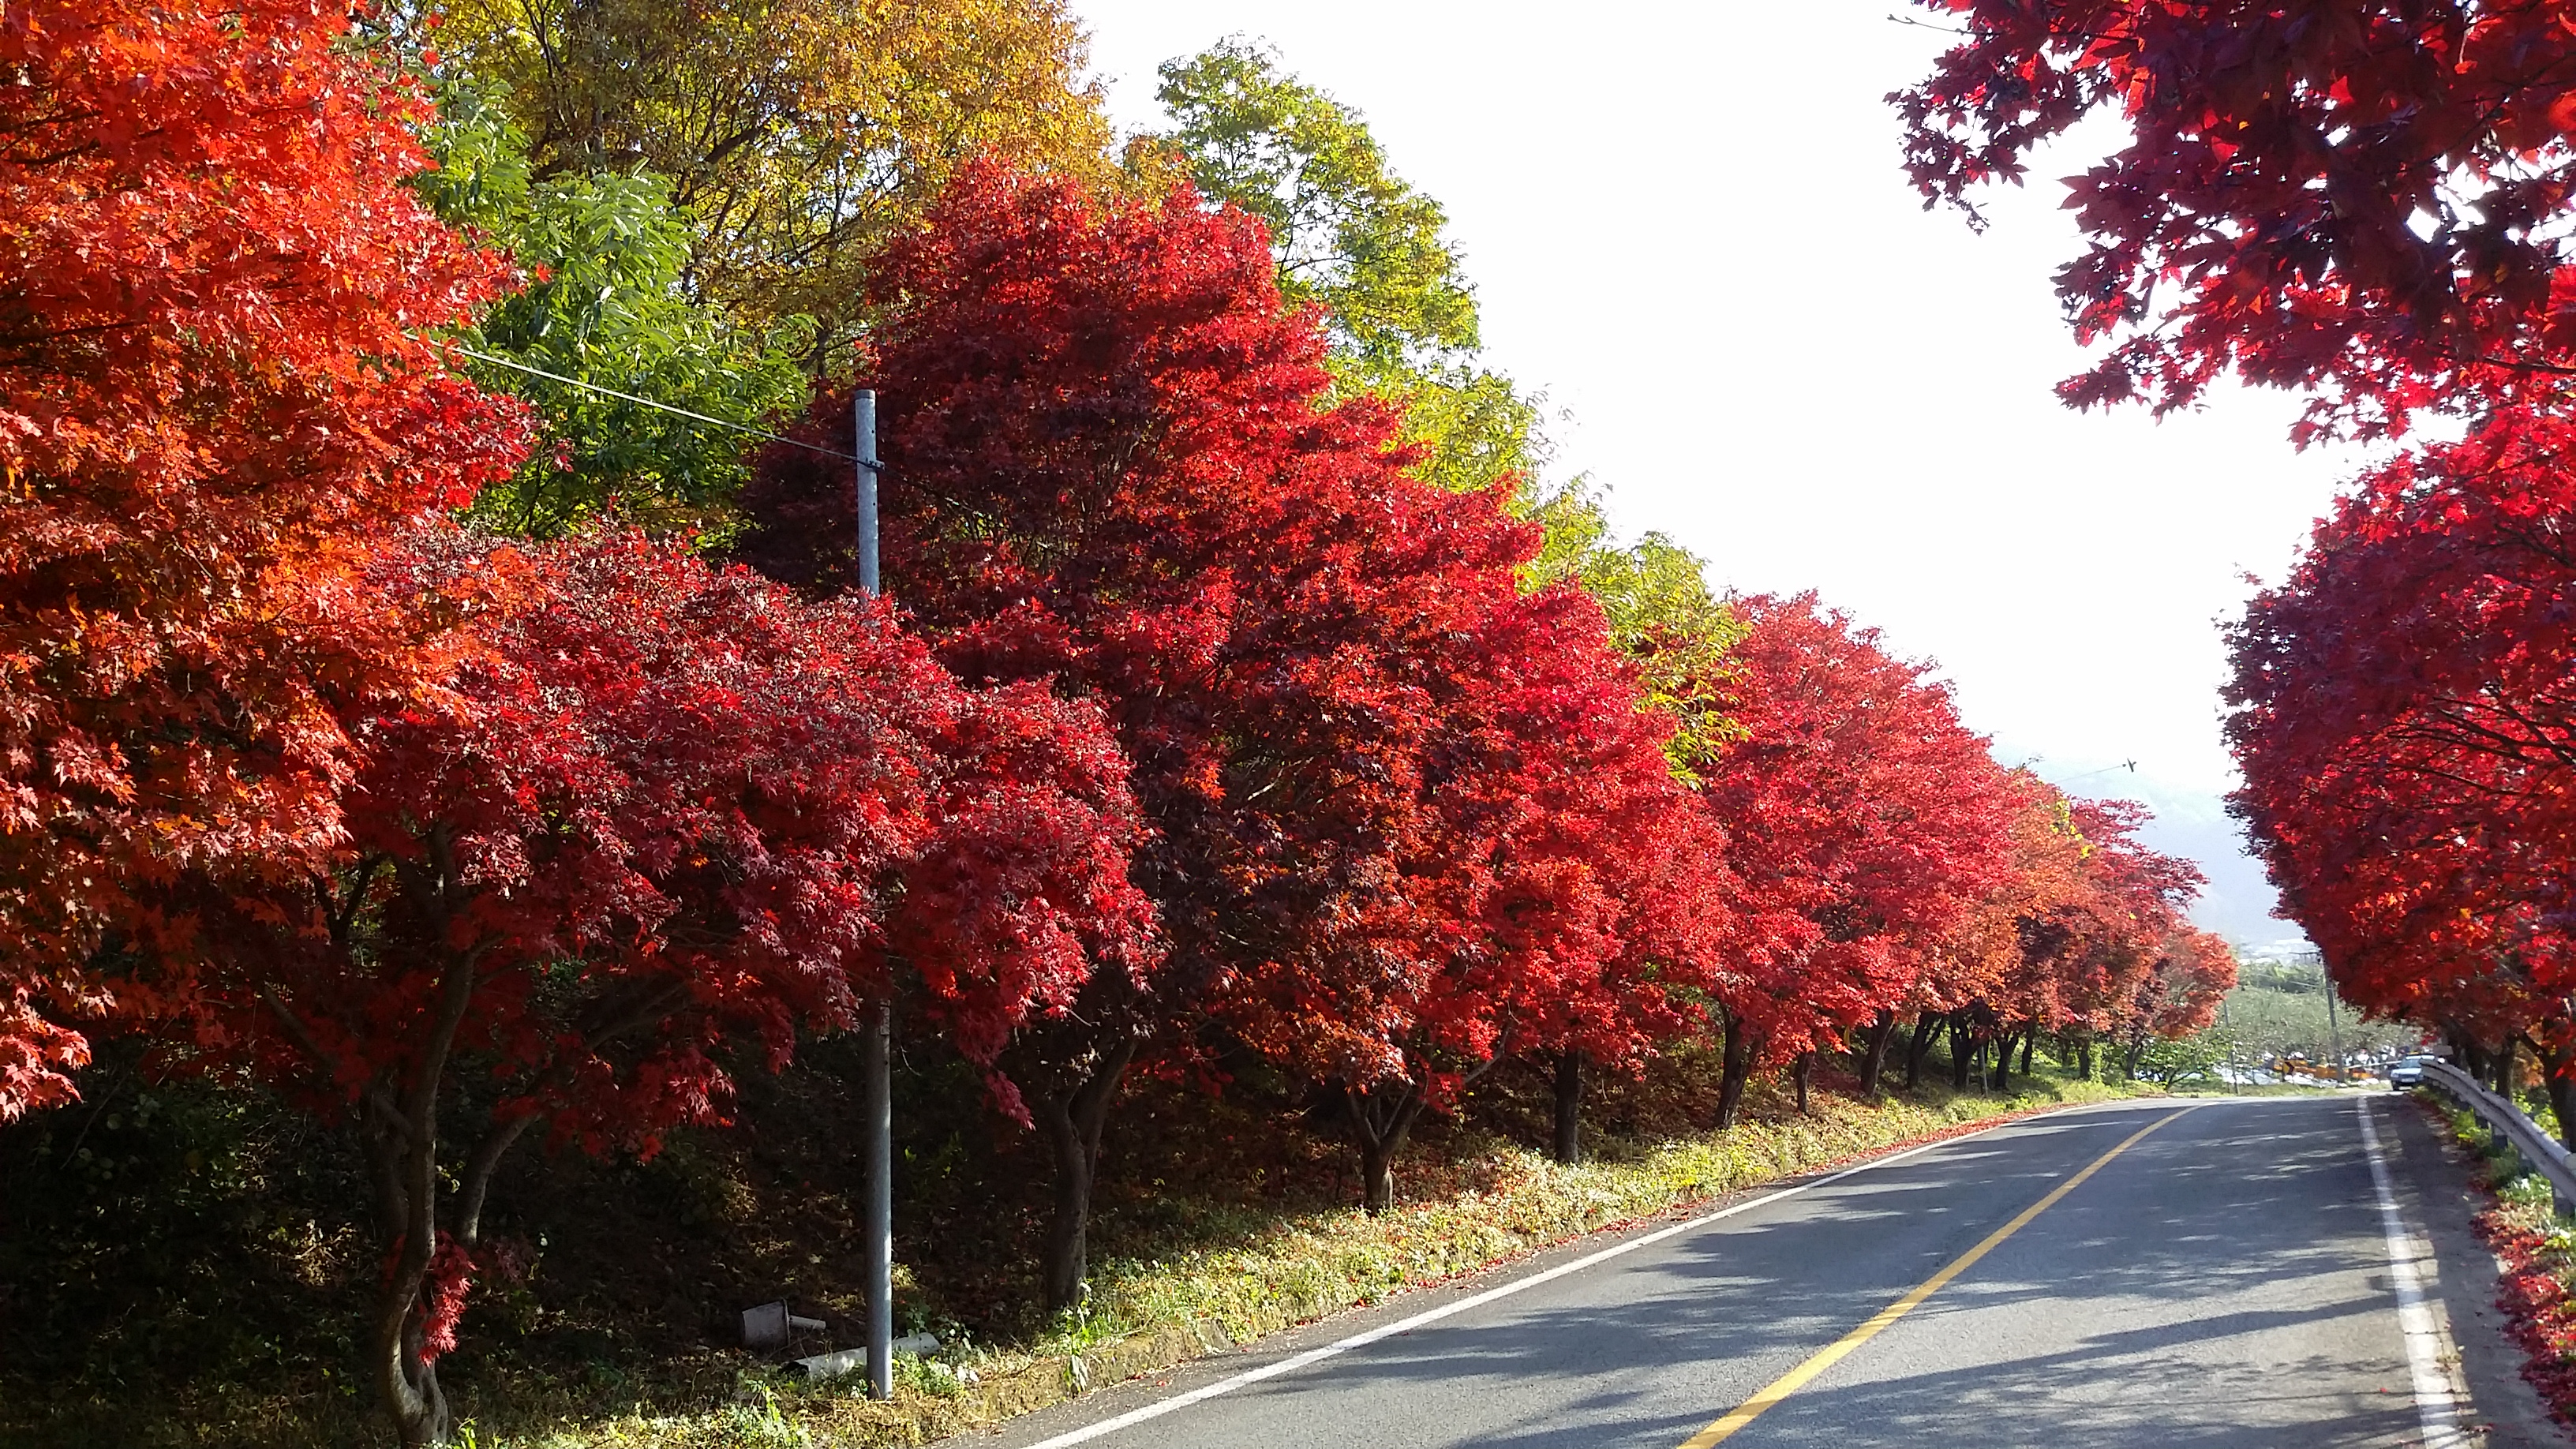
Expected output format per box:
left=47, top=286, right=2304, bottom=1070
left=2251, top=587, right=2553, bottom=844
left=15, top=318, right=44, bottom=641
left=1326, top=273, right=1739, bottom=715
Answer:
left=1017, top=1103, right=2155, bottom=1449
left=2357, top=1097, right=2471, bottom=1449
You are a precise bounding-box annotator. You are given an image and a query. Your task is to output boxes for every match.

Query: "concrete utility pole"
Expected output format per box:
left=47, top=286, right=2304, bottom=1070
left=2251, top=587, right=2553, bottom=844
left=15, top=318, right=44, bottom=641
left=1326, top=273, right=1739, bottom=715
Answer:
left=2323, top=975, right=2346, bottom=1080
left=855, top=391, right=893, bottom=1403
left=2219, top=994, right=2237, bottom=1085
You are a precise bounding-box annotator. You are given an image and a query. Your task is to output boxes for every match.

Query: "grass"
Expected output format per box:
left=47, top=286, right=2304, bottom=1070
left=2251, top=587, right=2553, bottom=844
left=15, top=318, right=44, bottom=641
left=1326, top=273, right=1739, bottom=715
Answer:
left=1054, top=1080, right=2110, bottom=1349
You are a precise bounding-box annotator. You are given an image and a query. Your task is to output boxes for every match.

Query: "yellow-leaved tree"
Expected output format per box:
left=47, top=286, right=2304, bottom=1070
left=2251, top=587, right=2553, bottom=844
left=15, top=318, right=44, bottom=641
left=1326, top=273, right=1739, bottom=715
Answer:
left=432, top=0, right=1117, bottom=362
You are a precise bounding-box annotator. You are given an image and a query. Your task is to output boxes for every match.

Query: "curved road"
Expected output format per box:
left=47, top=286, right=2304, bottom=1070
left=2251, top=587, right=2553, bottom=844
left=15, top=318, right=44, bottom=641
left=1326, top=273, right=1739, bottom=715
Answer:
left=963, top=1096, right=2568, bottom=1449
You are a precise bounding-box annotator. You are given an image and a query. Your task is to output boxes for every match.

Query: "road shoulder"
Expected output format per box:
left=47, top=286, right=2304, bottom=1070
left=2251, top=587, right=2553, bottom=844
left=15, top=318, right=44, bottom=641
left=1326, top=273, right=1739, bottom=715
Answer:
left=2388, top=1092, right=2573, bottom=1448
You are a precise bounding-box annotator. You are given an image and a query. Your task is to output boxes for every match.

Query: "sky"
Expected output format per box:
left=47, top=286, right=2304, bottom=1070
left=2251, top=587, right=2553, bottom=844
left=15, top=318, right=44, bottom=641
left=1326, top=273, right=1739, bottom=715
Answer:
left=1069, top=2, right=2375, bottom=952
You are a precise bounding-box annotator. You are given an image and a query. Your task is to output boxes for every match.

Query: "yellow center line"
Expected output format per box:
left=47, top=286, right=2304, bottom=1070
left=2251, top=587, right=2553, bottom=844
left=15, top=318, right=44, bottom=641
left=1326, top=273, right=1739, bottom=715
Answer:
left=1674, top=1106, right=2198, bottom=1449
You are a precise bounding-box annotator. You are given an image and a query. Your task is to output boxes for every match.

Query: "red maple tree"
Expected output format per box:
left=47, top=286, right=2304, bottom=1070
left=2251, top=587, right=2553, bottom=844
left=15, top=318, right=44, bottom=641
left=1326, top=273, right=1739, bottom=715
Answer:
left=1895, top=0, right=2576, bottom=440
left=1303, top=580, right=1732, bottom=1200
left=740, top=161, right=1489, bottom=1262
left=141, top=530, right=1155, bottom=1445
left=2230, top=399, right=2576, bottom=1129
left=2132, top=926, right=2238, bottom=1045
left=2045, top=799, right=2216, bottom=1072
left=0, top=0, right=528, bottom=1118
left=1902, top=787, right=2220, bottom=1088
left=1691, top=594, right=2022, bottom=1124
left=1467, top=591, right=1736, bottom=1167
left=739, top=162, right=1738, bottom=1227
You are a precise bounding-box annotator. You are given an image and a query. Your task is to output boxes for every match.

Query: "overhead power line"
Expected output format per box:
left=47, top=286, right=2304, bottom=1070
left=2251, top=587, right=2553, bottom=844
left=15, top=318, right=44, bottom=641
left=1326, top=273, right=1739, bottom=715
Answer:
left=440, top=341, right=860, bottom=463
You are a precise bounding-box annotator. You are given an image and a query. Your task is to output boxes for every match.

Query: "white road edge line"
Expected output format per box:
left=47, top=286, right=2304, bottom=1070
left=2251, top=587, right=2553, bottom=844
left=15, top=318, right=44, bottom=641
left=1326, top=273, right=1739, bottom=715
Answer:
left=1018, top=1102, right=2153, bottom=1449
left=2357, top=1096, right=2470, bottom=1449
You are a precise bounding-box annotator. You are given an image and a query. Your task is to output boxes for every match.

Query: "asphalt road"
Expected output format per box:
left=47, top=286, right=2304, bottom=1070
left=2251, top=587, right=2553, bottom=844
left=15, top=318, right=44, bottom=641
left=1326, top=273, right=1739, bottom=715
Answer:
left=964, top=1095, right=2569, bottom=1449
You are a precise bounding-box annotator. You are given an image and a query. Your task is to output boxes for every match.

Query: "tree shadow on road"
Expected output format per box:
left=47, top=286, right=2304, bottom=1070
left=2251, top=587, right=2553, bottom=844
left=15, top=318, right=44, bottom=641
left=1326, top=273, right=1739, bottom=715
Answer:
left=1174, top=1100, right=2421, bottom=1449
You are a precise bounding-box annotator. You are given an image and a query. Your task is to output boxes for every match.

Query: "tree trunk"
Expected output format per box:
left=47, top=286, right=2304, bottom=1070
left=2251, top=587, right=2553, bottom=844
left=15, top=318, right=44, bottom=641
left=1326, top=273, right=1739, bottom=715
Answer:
left=2458, top=1035, right=2489, bottom=1084
left=1858, top=1009, right=1896, bottom=1097
left=2123, top=1029, right=2147, bottom=1081
left=1990, top=1027, right=2015, bottom=1093
left=1950, top=1013, right=1974, bottom=1091
left=1904, top=1011, right=1938, bottom=1090
left=2018, top=1031, right=2036, bottom=1077
left=1360, top=1137, right=1398, bottom=1213
left=388, top=1331, right=445, bottom=1449
left=1036, top=1033, right=1140, bottom=1313
left=1039, top=1114, right=1097, bottom=1314
left=1716, top=1014, right=1754, bottom=1130
left=1552, top=1050, right=1585, bottom=1165
left=2445, top=1028, right=2474, bottom=1079
left=2496, top=1037, right=2518, bottom=1099
left=369, top=931, right=486, bottom=1449
left=1792, top=1050, right=1815, bottom=1114
left=363, top=1095, right=451, bottom=1449
left=2544, top=1051, right=2576, bottom=1155
left=2075, top=1037, right=2095, bottom=1080
left=1346, top=1079, right=1428, bottom=1215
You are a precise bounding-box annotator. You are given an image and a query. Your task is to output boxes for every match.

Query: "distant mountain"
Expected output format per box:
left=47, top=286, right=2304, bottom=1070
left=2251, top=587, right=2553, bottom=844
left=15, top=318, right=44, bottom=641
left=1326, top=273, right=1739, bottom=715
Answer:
left=2129, top=792, right=2308, bottom=951
left=2025, top=762, right=2313, bottom=955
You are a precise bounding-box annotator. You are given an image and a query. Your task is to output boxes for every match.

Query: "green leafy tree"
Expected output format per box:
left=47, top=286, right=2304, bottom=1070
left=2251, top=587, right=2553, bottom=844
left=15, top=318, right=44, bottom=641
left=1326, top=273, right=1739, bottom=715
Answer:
left=1522, top=481, right=1744, bottom=778
left=415, top=82, right=812, bottom=537
left=1149, top=40, right=1470, bottom=366
left=2135, top=1028, right=2231, bottom=1089
left=428, top=0, right=1115, bottom=361
left=2218, top=963, right=2414, bottom=1066
left=1143, top=39, right=1538, bottom=495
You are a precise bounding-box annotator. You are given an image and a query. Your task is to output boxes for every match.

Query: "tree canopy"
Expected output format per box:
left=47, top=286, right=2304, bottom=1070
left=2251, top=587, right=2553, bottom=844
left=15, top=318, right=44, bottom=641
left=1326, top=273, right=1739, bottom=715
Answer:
left=1143, top=40, right=1542, bottom=496
left=1894, top=0, right=2576, bottom=442
left=1897, top=6, right=2576, bottom=1126
left=2229, top=398, right=2576, bottom=1118
left=0, top=0, right=529, bottom=1121
left=414, top=80, right=813, bottom=539
left=145, top=526, right=1154, bottom=1446
left=428, top=0, right=1117, bottom=361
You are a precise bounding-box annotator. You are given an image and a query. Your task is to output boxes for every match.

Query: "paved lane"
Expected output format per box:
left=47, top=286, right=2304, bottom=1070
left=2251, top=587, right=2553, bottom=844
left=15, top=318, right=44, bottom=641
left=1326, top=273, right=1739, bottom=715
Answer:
left=972, top=1097, right=2496, bottom=1449
left=1730, top=1099, right=2431, bottom=1449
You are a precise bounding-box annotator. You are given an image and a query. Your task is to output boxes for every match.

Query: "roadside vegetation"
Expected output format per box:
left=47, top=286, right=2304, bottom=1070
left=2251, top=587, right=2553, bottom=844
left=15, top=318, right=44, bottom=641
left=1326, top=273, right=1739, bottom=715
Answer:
left=2436, top=1102, right=2576, bottom=1426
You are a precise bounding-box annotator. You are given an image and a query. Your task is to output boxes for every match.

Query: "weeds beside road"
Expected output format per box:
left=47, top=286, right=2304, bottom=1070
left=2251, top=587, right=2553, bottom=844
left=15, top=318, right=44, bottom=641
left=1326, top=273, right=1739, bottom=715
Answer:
left=2437, top=1098, right=2576, bottom=1432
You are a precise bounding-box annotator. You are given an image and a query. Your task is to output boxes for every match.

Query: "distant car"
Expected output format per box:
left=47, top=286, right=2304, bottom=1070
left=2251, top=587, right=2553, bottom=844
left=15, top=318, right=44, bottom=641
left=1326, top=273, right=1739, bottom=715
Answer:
left=2390, top=1056, right=2428, bottom=1087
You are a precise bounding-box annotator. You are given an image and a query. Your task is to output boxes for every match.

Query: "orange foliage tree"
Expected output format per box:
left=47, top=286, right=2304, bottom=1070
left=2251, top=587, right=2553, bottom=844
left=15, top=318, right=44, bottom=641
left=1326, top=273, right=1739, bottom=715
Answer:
left=0, top=0, right=528, bottom=1119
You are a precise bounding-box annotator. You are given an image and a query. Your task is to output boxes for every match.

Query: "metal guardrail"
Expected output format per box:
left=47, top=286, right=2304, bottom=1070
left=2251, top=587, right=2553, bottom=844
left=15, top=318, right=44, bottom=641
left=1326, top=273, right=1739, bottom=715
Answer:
left=2417, top=1058, right=2576, bottom=1215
